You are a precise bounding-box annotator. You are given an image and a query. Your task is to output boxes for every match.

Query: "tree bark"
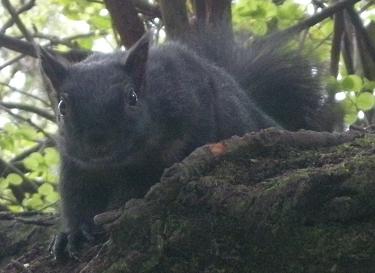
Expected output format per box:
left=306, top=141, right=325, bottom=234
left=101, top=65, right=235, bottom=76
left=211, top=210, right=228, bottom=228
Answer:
left=159, top=0, right=190, bottom=39
left=206, top=0, right=233, bottom=38
left=104, top=0, right=145, bottom=48
left=2, top=129, right=375, bottom=273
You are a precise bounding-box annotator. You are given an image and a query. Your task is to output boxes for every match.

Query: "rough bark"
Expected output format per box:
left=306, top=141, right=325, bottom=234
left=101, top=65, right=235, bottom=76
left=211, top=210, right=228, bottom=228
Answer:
left=158, top=0, right=190, bottom=39
left=2, top=128, right=375, bottom=273
left=103, top=0, right=145, bottom=48
left=206, top=0, right=232, bottom=38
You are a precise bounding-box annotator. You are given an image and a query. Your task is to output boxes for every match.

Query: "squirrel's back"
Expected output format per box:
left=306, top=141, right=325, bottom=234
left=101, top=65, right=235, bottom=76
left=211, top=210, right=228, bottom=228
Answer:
left=184, top=31, right=338, bottom=131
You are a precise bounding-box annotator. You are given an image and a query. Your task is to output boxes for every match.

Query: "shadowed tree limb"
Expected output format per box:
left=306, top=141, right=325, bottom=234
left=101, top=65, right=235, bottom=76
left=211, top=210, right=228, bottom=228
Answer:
left=342, top=16, right=355, bottom=74
left=2, top=0, right=34, bottom=42
left=0, top=82, right=51, bottom=106
left=0, top=102, right=55, bottom=122
left=270, top=0, right=362, bottom=40
left=103, top=0, right=145, bottom=48
left=330, top=10, right=344, bottom=77
left=0, top=54, right=25, bottom=71
left=133, top=0, right=161, bottom=18
left=0, top=33, right=90, bottom=61
left=346, top=6, right=375, bottom=64
left=0, top=0, right=36, bottom=34
left=159, top=0, right=190, bottom=39
left=206, top=0, right=233, bottom=38
left=0, top=105, right=52, bottom=140
left=0, top=158, right=37, bottom=203
left=192, top=0, right=207, bottom=28
left=10, top=139, right=55, bottom=164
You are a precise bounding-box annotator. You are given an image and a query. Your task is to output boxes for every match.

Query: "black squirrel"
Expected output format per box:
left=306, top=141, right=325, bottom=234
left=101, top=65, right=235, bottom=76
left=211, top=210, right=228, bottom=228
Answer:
left=39, top=31, right=333, bottom=260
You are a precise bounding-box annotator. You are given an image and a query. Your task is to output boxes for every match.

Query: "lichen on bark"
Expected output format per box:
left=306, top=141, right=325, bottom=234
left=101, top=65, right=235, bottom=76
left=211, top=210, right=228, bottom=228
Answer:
left=2, top=129, right=375, bottom=273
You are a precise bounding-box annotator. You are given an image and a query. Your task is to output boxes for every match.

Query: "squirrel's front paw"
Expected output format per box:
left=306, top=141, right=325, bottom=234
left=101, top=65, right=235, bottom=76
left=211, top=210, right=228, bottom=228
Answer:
left=50, top=225, right=105, bottom=261
left=50, top=231, right=82, bottom=261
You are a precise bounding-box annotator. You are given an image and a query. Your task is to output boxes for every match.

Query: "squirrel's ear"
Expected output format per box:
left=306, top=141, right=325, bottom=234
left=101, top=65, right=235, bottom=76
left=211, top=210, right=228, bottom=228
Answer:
left=122, top=32, right=152, bottom=90
left=38, top=46, right=69, bottom=90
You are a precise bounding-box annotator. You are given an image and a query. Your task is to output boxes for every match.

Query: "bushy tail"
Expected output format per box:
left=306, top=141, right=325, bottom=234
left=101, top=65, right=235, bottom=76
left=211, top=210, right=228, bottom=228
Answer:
left=185, top=31, right=338, bottom=131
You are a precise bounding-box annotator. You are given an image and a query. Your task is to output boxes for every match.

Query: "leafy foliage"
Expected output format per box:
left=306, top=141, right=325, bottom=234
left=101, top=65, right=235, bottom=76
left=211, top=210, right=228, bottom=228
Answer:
left=331, top=75, right=375, bottom=125
left=233, top=0, right=306, bottom=35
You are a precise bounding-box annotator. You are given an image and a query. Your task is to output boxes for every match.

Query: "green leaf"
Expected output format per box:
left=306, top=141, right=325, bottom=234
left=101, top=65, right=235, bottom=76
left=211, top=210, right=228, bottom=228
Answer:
left=24, top=152, right=44, bottom=170
left=45, top=191, right=60, bottom=203
left=341, top=98, right=357, bottom=125
left=23, top=193, right=44, bottom=209
left=44, top=148, right=60, bottom=165
left=363, top=80, right=375, bottom=92
left=8, top=205, right=24, bottom=213
left=19, top=126, right=38, bottom=140
left=0, top=178, right=9, bottom=189
left=326, top=76, right=340, bottom=91
left=341, top=75, right=363, bottom=92
left=4, top=123, right=17, bottom=133
left=5, top=173, right=23, bottom=185
left=38, top=183, right=54, bottom=196
left=90, top=16, right=110, bottom=29
left=344, top=112, right=358, bottom=125
left=356, top=92, right=375, bottom=111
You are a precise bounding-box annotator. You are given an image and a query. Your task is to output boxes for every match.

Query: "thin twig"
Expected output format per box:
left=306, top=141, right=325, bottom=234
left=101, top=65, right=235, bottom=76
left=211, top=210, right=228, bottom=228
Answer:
left=0, top=54, right=25, bottom=71
left=0, top=158, right=36, bottom=190
left=2, top=0, right=34, bottom=42
left=0, top=33, right=90, bottom=61
left=0, top=82, right=51, bottom=106
left=0, top=102, right=55, bottom=122
left=330, top=10, right=344, bottom=77
left=0, top=0, right=36, bottom=34
left=269, top=0, right=362, bottom=40
left=10, top=139, right=55, bottom=163
left=0, top=105, right=52, bottom=139
left=360, top=0, right=375, bottom=12
left=104, top=0, right=145, bottom=48
left=346, top=6, right=375, bottom=63
left=34, top=30, right=107, bottom=48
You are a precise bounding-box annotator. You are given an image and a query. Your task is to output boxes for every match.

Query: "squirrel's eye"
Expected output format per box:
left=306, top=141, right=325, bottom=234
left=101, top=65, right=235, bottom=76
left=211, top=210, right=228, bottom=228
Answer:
left=128, top=89, right=138, bottom=106
left=58, top=99, right=67, bottom=116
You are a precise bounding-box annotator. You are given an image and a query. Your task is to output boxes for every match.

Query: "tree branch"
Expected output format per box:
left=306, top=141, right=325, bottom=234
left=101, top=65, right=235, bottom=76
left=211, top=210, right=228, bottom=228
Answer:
left=33, top=30, right=107, bottom=48
left=10, top=139, right=55, bottom=164
left=0, top=105, right=52, bottom=140
left=0, top=158, right=37, bottom=203
left=0, top=54, right=25, bottom=71
left=2, top=0, right=34, bottom=42
left=0, top=0, right=36, bottom=34
left=0, top=33, right=90, bottom=61
left=346, top=6, right=375, bottom=64
left=271, top=0, right=362, bottom=40
left=342, top=30, right=355, bottom=74
left=206, top=0, right=233, bottom=38
left=133, top=0, right=161, bottom=18
left=159, top=0, right=190, bottom=39
left=330, top=10, right=344, bottom=77
left=0, top=102, right=55, bottom=122
left=0, top=33, right=35, bottom=56
left=0, top=82, right=50, bottom=106
left=104, top=0, right=145, bottom=48
left=192, top=0, right=207, bottom=28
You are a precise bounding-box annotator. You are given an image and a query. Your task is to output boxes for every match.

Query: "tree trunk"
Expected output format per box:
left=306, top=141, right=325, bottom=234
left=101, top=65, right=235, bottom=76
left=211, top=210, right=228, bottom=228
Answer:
left=1, top=128, right=375, bottom=273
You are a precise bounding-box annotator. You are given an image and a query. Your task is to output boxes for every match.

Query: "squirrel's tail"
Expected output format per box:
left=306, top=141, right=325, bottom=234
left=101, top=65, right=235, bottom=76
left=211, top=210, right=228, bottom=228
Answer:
left=186, top=31, right=338, bottom=131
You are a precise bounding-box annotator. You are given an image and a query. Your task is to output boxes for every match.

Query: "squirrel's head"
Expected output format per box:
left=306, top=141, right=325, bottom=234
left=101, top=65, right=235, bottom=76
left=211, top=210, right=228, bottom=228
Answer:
left=40, top=33, right=154, bottom=169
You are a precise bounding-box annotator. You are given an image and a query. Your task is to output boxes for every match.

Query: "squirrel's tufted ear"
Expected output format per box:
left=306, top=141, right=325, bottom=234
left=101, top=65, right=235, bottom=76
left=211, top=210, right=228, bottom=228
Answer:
left=38, top=46, right=69, bottom=91
left=122, top=32, right=152, bottom=90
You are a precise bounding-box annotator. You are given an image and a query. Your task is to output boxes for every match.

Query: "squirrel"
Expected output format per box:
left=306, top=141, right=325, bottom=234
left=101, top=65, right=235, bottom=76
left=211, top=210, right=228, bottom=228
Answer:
left=39, top=31, right=334, bottom=260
